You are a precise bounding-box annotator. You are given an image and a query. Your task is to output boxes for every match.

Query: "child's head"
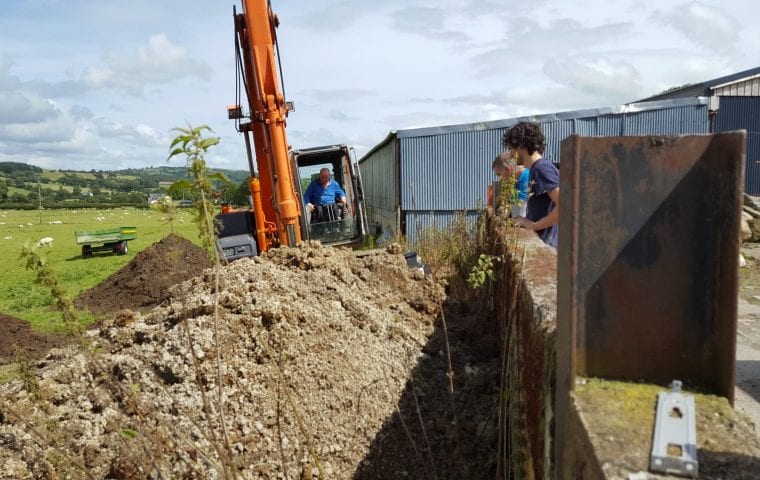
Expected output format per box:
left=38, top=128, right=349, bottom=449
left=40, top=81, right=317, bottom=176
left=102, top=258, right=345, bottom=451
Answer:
left=492, top=150, right=517, bottom=180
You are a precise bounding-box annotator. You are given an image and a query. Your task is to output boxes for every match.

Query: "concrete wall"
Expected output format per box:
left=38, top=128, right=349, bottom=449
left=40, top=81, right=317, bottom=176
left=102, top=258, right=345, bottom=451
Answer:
left=484, top=211, right=760, bottom=479
left=485, top=212, right=558, bottom=479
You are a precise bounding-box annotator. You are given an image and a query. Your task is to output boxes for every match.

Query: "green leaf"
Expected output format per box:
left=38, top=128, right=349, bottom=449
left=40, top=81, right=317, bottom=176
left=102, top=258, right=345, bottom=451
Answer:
left=167, top=147, right=185, bottom=160
left=199, top=138, right=220, bottom=149
left=169, top=136, right=184, bottom=148
left=121, top=429, right=139, bottom=440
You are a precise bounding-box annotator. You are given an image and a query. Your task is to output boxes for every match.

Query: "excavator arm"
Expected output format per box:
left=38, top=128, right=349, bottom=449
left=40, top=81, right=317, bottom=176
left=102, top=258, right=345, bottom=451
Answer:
left=231, top=0, right=302, bottom=249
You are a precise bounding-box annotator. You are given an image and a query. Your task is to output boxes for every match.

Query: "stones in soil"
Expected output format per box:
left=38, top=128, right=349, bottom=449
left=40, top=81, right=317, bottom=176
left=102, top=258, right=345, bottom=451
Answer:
left=0, top=241, right=501, bottom=478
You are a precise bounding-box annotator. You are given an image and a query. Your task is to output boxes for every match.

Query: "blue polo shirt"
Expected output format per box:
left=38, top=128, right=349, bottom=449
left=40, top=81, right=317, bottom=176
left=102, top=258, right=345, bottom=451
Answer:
left=516, top=168, right=530, bottom=202
left=303, top=179, right=346, bottom=206
left=526, top=158, right=559, bottom=248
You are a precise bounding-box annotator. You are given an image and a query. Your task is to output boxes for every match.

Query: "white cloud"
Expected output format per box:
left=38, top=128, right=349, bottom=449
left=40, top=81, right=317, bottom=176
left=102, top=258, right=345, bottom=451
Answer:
left=543, top=56, right=642, bottom=98
left=327, top=110, right=350, bottom=121
left=0, top=1, right=758, bottom=172
left=654, top=2, right=740, bottom=53
left=0, top=59, right=21, bottom=90
left=0, top=123, right=99, bottom=157
left=390, top=6, right=469, bottom=42
left=294, top=1, right=390, bottom=32
left=299, top=88, right=374, bottom=102
left=95, top=118, right=166, bottom=146
left=17, top=34, right=212, bottom=99
left=82, top=34, right=211, bottom=96
left=69, top=105, right=94, bottom=120
left=0, top=91, right=60, bottom=124
left=469, top=17, right=633, bottom=78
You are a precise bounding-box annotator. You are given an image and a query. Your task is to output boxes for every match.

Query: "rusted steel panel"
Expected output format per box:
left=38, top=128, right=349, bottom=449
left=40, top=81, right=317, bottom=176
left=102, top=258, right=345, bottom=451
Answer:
left=557, top=132, right=746, bottom=403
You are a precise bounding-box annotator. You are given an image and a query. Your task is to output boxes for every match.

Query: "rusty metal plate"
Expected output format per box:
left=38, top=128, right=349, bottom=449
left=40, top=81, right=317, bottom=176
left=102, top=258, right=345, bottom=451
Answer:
left=557, top=132, right=746, bottom=402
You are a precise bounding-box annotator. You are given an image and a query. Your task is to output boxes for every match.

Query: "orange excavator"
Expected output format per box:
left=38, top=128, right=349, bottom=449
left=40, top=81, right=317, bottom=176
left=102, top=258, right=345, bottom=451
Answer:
left=217, top=0, right=368, bottom=261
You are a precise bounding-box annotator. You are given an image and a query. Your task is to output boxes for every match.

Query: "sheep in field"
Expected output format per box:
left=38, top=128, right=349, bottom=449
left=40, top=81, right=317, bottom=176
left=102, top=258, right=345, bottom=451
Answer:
left=36, top=237, right=54, bottom=247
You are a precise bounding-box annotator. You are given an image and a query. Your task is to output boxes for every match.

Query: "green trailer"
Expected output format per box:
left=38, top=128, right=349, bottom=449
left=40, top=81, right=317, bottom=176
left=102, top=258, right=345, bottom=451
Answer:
left=74, top=226, right=137, bottom=257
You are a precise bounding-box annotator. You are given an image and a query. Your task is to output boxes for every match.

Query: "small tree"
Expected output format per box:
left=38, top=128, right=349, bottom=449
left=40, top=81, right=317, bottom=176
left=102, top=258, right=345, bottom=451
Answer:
left=167, top=123, right=226, bottom=257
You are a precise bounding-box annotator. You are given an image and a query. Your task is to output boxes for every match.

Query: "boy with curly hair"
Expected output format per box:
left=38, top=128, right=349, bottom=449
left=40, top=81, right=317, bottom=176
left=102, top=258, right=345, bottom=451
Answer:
left=501, top=121, right=559, bottom=248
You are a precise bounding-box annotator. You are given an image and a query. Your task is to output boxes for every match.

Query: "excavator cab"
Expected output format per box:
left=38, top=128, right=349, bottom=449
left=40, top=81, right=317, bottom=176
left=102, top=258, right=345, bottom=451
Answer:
left=292, top=144, right=368, bottom=247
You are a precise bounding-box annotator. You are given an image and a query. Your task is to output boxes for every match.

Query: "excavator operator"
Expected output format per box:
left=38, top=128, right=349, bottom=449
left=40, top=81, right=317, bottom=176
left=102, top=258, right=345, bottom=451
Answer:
left=303, top=168, right=351, bottom=223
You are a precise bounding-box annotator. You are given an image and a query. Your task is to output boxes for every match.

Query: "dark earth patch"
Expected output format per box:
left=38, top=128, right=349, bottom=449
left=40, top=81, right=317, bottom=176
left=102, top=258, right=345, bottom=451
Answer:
left=0, top=234, right=210, bottom=364
left=0, top=313, right=71, bottom=365
left=74, top=234, right=212, bottom=315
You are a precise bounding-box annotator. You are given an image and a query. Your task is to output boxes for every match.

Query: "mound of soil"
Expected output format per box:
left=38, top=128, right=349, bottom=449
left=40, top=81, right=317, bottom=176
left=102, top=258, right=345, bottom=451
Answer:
left=0, top=314, right=71, bottom=365
left=0, top=235, right=210, bottom=366
left=75, top=234, right=212, bottom=315
left=0, top=243, right=500, bottom=479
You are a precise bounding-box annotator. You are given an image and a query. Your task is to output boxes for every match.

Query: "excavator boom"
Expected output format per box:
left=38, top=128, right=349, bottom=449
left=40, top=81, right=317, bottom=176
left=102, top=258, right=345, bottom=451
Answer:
left=234, top=0, right=301, bottom=248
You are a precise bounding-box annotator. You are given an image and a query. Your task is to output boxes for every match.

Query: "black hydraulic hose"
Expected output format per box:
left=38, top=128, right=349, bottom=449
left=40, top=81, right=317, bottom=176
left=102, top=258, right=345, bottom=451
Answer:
left=269, top=0, right=287, bottom=105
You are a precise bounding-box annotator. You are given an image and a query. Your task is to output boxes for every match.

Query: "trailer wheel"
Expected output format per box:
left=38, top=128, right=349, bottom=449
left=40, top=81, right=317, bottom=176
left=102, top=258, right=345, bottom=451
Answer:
left=121, top=241, right=128, bottom=254
left=115, top=240, right=128, bottom=255
left=82, top=245, right=93, bottom=258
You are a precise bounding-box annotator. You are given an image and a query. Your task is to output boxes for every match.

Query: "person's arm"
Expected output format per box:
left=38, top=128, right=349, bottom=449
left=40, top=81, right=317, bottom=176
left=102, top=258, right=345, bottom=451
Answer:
left=303, top=181, right=315, bottom=211
left=333, top=181, right=346, bottom=202
left=515, top=187, right=559, bottom=230
left=333, top=182, right=350, bottom=211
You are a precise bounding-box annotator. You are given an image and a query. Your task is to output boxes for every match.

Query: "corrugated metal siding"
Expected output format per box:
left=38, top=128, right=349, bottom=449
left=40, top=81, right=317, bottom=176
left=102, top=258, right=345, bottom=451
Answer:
left=400, top=103, right=709, bottom=242
left=397, top=103, right=709, bottom=211
left=358, top=136, right=399, bottom=233
left=715, top=96, right=760, bottom=194
left=404, top=210, right=480, bottom=250
left=542, top=119, right=575, bottom=163
left=399, top=129, right=503, bottom=211
left=713, top=77, right=760, bottom=96
left=621, top=104, right=709, bottom=136
left=596, top=114, right=624, bottom=135
left=360, top=98, right=712, bottom=242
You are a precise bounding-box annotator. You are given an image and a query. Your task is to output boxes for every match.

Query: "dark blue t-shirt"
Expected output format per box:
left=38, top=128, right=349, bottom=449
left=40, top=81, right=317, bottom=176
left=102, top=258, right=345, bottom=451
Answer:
left=526, top=157, right=559, bottom=248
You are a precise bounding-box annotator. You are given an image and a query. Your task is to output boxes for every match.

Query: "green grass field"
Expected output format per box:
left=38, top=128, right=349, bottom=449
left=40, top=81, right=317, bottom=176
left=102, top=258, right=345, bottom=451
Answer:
left=0, top=207, right=204, bottom=332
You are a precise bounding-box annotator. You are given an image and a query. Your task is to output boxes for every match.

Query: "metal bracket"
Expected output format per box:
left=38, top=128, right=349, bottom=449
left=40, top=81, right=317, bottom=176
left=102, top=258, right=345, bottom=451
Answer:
left=650, top=380, right=699, bottom=477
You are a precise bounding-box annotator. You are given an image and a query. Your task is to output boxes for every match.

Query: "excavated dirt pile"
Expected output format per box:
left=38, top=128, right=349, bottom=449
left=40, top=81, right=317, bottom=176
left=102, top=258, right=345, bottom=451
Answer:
left=0, top=242, right=500, bottom=479
left=75, top=234, right=213, bottom=315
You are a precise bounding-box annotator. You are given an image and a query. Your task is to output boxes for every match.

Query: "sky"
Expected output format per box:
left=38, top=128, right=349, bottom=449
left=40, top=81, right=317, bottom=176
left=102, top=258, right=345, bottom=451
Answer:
left=0, top=0, right=758, bottom=172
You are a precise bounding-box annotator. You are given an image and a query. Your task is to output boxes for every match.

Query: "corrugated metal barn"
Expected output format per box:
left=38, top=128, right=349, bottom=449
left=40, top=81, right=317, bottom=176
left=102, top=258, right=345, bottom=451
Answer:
left=639, top=65, right=760, bottom=193
left=359, top=97, right=710, bottom=247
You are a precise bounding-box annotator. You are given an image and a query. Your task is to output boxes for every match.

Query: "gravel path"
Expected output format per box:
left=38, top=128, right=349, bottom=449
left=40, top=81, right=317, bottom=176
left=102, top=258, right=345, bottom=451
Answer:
left=736, top=243, right=760, bottom=439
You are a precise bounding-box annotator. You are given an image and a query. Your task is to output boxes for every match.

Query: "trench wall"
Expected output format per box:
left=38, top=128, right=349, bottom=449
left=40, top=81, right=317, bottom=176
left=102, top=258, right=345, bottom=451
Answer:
left=485, top=212, right=557, bottom=479
left=484, top=211, right=760, bottom=480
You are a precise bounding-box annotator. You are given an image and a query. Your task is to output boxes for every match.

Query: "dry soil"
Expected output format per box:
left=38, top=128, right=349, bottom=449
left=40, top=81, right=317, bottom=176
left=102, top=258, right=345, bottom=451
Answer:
left=0, top=237, right=500, bottom=479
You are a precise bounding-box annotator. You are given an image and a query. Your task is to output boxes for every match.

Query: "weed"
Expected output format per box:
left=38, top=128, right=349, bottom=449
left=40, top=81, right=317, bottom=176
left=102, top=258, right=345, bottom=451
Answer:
left=169, top=123, right=238, bottom=479
left=19, top=241, right=78, bottom=330
left=467, top=253, right=497, bottom=289
left=17, top=357, right=40, bottom=396
left=416, top=211, right=495, bottom=301
left=0, top=364, right=17, bottom=384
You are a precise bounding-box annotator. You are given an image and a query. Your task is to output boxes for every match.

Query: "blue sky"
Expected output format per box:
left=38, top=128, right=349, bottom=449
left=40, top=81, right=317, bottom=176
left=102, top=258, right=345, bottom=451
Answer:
left=0, top=0, right=757, bottom=171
